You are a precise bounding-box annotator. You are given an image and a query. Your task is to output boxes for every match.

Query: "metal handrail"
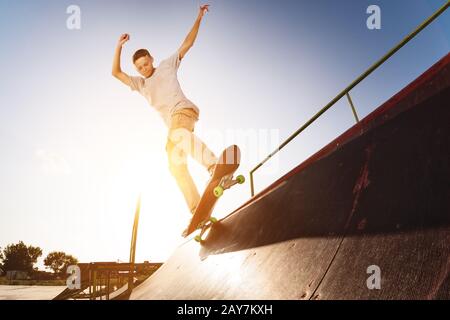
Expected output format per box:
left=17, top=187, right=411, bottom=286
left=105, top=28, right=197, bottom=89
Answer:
left=249, top=1, right=449, bottom=196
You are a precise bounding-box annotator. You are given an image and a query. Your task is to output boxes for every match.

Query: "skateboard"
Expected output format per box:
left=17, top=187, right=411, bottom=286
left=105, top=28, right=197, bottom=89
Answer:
left=183, top=145, right=245, bottom=242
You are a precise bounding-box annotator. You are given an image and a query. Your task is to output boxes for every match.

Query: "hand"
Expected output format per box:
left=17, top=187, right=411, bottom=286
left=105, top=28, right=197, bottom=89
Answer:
left=117, top=33, right=130, bottom=47
left=198, top=4, right=209, bottom=19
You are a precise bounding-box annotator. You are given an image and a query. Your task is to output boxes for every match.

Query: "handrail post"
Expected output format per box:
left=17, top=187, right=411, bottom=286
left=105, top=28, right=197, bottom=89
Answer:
left=250, top=171, right=255, bottom=197
left=129, top=194, right=141, bottom=292
left=346, top=92, right=360, bottom=123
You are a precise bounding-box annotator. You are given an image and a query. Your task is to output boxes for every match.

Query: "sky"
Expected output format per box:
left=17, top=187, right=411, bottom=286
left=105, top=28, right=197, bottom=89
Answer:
left=0, top=0, right=449, bottom=269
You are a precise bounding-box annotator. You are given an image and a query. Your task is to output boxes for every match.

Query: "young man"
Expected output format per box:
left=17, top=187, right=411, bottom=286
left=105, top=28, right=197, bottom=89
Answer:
left=112, top=4, right=218, bottom=216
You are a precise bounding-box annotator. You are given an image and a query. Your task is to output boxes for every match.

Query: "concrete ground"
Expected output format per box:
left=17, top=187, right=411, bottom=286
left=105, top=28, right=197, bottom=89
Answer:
left=0, top=285, right=65, bottom=300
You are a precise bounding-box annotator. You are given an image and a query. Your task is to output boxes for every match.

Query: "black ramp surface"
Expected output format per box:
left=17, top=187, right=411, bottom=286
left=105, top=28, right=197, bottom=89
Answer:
left=130, top=53, right=450, bottom=300
left=315, top=87, right=450, bottom=299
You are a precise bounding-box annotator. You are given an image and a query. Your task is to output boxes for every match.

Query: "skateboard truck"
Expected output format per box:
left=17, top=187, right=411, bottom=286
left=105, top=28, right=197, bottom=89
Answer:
left=194, top=217, right=218, bottom=243
left=213, top=174, right=245, bottom=198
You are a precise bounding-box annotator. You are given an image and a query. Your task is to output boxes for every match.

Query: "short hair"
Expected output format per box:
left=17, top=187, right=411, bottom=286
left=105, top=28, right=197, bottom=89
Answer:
left=132, top=49, right=152, bottom=64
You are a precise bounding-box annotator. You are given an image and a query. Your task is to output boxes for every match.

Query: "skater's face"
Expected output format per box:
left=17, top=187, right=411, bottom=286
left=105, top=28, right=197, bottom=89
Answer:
left=134, top=55, right=154, bottom=78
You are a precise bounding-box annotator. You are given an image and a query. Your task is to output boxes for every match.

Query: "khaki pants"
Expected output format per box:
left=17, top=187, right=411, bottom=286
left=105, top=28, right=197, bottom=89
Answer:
left=166, top=108, right=218, bottom=213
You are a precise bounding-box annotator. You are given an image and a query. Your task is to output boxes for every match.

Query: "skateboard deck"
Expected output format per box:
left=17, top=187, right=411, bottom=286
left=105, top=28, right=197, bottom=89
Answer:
left=183, top=145, right=244, bottom=240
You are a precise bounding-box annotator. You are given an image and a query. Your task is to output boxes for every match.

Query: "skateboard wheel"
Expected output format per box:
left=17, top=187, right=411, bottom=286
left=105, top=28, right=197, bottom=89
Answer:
left=210, top=217, right=218, bottom=224
left=213, top=186, right=224, bottom=198
left=194, top=235, right=202, bottom=242
left=236, top=175, right=245, bottom=184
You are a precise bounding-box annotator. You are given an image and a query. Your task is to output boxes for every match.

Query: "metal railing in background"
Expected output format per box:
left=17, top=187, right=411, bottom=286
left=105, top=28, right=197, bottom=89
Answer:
left=249, top=1, right=450, bottom=196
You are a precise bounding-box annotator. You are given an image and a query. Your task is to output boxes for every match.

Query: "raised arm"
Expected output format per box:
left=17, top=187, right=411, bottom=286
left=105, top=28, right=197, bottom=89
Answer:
left=112, top=34, right=132, bottom=87
left=178, top=4, right=209, bottom=60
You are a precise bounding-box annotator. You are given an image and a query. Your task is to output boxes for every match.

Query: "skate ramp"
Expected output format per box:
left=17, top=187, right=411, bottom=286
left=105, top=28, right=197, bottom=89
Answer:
left=131, top=53, right=450, bottom=300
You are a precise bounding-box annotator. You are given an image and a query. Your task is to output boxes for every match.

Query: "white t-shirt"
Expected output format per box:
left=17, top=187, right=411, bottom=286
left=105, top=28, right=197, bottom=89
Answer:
left=129, top=50, right=199, bottom=127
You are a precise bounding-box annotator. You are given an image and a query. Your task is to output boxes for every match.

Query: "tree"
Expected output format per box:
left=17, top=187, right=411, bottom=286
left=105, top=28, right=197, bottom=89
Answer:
left=44, top=251, right=78, bottom=276
left=2, top=241, right=42, bottom=273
